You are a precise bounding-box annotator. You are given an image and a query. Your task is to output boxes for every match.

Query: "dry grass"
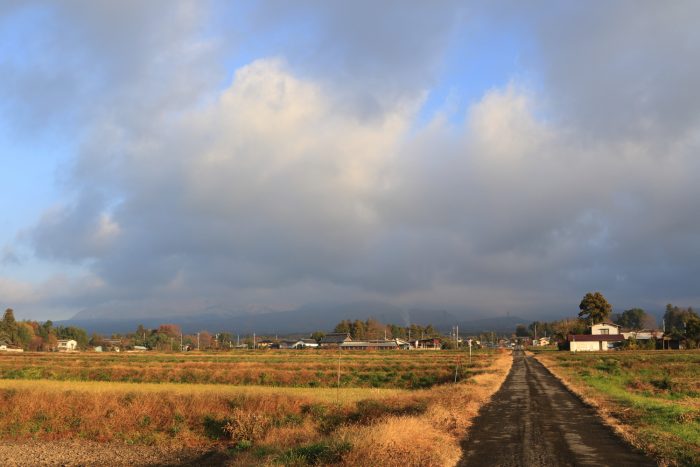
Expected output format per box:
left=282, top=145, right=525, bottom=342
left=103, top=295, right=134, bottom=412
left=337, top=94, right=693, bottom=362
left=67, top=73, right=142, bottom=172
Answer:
left=0, top=350, right=513, bottom=465
left=0, top=379, right=404, bottom=403
left=339, top=350, right=513, bottom=467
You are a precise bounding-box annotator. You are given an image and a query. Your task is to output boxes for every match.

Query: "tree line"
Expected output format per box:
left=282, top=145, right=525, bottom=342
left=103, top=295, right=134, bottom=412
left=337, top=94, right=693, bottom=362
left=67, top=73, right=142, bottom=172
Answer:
left=0, top=308, right=244, bottom=351
left=514, top=292, right=700, bottom=348
left=332, top=318, right=441, bottom=340
left=0, top=308, right=88, bottom=350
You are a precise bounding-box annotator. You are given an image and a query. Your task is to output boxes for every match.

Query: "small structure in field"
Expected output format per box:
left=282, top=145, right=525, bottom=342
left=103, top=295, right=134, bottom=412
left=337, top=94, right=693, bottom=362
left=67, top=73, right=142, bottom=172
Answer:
left=319, top=333, right=352, bottom=348
left=568, top=323, right=624, bottom=351
left=57, top=339, right=78, bottom=352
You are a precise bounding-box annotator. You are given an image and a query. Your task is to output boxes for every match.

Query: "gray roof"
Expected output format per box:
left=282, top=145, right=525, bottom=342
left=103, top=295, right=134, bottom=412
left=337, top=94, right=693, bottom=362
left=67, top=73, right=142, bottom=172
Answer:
left=320, top=333, right=352, bottom=343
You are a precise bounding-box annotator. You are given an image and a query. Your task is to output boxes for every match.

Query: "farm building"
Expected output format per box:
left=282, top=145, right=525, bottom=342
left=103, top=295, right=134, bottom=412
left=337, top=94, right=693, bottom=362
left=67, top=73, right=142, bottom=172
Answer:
left=275, top=339, right=319, bottom=349
left=319, top=333, right=352, bottom=348
left=568, top=323, right=625, bottom=351
left=340, top=338, right=410, bottom=350
left=57, top=339, right=78, bottom=351
left=621, top=329, right=663, bottom=341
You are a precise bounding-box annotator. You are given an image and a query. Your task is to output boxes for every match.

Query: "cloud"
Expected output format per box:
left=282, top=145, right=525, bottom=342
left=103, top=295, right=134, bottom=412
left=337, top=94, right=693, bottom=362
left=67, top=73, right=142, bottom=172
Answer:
left=4, top=2, right=700, bottom=319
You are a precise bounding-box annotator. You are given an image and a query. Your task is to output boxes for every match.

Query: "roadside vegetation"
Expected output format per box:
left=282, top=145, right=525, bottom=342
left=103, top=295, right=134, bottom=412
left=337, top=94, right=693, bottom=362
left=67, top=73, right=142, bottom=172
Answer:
left=536, top=350, right=700, bottom=466
left=0, top=349, right=511, bottom=465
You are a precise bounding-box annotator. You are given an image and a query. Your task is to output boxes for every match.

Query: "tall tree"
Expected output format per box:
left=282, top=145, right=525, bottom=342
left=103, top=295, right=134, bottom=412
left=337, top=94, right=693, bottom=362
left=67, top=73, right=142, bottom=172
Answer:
left=614, top=308, right=651, bottom=330
left=1, top=308, right=18, bottom=344
left=333, top=320, right=351, bottom=334
left=578, top=292, right=612, bottom=325
left=663, top=304, right=699, bottom=337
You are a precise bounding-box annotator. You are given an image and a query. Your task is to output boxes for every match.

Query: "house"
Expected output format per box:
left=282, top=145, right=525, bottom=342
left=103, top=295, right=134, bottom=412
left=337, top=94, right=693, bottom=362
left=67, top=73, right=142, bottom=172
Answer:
left=319, top=333, right=352, bottom=348
left=567, top=323, right=624, bottom=352
left=296, top=338, right=319, bottom=349
left=0, top=341, right=23, bottom=352
left=411, top=337, right=442, bottom=349
left=538, top=337, right=551, bottom=346
left=57, top=339, right=78, bottom=352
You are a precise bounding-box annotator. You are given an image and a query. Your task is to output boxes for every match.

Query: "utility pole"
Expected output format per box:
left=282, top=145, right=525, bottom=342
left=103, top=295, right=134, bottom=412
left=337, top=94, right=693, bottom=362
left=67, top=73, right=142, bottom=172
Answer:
left=253, top=332, right=256, bottom=349
left=337, top=346, right=341, bottom=402
left=180, top=333, right=183, bottom=352
left=197, top=332, right=200, bottom=351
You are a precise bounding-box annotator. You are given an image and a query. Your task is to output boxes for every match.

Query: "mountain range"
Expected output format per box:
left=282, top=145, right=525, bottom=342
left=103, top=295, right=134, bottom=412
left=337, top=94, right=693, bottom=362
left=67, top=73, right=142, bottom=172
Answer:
left=58, top=301, right=528, bottom=336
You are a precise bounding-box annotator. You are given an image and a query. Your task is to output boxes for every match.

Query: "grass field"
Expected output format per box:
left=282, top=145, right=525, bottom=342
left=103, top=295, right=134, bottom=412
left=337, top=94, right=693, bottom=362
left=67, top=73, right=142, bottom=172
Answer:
left=0, top=349, right=512, bottom=466
left=536, top=350, right=700, bottom=467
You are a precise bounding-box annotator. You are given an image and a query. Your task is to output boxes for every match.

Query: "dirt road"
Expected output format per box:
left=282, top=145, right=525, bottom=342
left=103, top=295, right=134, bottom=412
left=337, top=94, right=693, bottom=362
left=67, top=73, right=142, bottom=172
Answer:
left=459, top=350, right=655, bottom=467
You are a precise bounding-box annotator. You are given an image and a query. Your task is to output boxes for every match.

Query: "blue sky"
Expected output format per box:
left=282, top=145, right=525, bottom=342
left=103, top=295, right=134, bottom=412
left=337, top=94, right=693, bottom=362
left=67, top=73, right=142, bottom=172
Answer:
left=1, top=1, right=699, bottom=321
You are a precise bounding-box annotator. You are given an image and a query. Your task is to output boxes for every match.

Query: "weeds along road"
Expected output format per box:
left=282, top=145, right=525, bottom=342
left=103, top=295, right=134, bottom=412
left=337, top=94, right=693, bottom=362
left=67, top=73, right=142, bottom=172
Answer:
left=459, top=349, right=656, bottom=467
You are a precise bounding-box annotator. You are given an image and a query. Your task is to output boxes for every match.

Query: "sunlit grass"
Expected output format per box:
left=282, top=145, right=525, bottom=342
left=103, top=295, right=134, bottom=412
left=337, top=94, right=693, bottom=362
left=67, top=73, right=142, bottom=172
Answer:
left=537, top=350, right=700, bottom=466
left=0, top=378, right=407, bottom=404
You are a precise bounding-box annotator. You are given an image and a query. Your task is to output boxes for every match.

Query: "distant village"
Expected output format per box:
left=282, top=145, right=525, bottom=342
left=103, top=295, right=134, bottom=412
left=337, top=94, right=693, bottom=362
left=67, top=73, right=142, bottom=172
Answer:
left=1, top=293, right=698, bottom=353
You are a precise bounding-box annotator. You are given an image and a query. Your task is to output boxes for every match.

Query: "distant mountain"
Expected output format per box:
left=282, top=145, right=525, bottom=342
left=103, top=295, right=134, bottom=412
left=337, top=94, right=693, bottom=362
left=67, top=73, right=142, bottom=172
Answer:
left=59, top=301, right=525, bottom=336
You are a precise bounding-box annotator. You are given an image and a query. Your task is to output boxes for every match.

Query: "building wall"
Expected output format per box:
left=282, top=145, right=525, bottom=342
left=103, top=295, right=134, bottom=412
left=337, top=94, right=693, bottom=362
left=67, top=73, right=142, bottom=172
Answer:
left=570, top=340, right=607, bottom=352
left=591, top=324, right=619, bottom=335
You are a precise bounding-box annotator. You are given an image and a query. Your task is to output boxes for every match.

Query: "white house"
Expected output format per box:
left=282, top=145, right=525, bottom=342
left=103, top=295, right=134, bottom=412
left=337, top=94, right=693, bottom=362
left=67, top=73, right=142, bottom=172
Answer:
left=57, top=339, right=78, bottom=351
left=0, top=342, right=23, bottom=352
left=568, top=323, right=625, bottom=352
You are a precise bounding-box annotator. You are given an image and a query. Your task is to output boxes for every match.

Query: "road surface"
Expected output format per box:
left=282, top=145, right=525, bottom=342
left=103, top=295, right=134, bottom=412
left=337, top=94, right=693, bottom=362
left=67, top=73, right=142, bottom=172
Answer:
left=459, top=349, right=656, bottom=467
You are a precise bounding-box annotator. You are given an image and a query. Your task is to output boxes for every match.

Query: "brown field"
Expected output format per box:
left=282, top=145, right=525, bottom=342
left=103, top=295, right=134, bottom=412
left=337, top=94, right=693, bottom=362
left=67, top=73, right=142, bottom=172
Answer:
left=0, top=350, right=494, bottom=389
left=0, top=349, right=512, bottom=466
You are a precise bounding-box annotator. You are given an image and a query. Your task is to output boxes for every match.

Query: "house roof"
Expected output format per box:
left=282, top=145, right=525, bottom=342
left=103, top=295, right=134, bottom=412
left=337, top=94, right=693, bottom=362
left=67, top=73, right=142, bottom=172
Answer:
left=568, top=334, right=625, bottom=342
left=341, top=340, right=398, bottom=348
left=592, top=322, right=621, bottom=328
left=320, top=333, right=352, bottom=343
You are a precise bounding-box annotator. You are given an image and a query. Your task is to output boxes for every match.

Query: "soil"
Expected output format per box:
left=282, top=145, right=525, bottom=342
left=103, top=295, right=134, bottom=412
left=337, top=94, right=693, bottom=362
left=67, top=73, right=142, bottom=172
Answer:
left=0, top=439, right=208, bottom=466
left=459, top=349, right=656, bottom=467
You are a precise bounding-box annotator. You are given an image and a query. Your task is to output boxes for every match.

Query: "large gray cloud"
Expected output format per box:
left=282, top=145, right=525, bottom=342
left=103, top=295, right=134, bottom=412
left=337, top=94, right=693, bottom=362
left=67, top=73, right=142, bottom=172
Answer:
left=3, top=1, right=699, bottom=319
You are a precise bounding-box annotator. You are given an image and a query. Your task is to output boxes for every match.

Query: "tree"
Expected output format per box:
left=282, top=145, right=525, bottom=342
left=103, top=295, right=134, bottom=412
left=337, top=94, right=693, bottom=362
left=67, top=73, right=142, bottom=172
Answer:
left=578, top=292, right=612, bottom=325
left=351, top=320, right=366, bottom=339
left=614, top=308, right=651, bottom=330
left=1, top=308, right=18, bottom=344
left=310, top=331, right=325, bottom=343
left=515, top=324, right=529, bottom=337
left=364, top=318, right=385, bottom=340
left=333, top=320, right=351, bottom=334
left=158, top=324, right=182, bottom=338
left=663, top=304, right=697, bottom=337
left=685, top=315, right=700, bottom=348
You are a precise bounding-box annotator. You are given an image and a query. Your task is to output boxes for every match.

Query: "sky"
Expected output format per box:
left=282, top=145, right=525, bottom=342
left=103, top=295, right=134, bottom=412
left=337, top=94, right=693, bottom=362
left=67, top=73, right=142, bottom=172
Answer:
left=1, top=1, right=699, bottom=321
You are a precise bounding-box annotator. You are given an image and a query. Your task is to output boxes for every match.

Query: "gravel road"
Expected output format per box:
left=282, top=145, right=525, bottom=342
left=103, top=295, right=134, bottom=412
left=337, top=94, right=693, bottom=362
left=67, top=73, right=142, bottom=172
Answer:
left=459, top=349, right=656, bottom=467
